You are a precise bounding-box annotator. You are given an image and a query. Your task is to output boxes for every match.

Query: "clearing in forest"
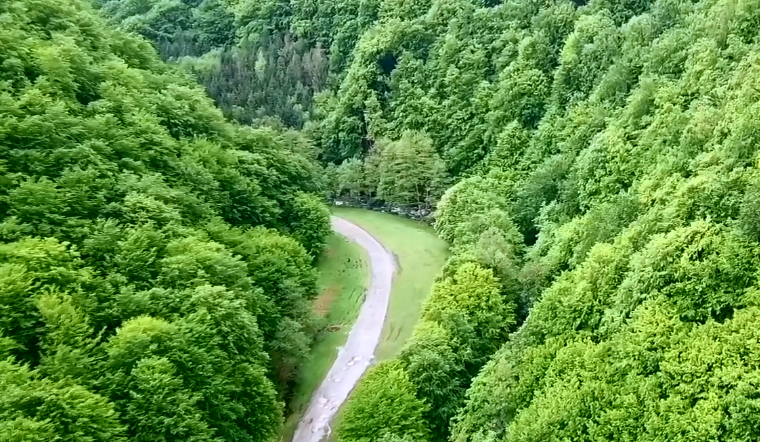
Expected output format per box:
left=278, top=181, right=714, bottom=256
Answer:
left=332, top=207, right=449, bottom=360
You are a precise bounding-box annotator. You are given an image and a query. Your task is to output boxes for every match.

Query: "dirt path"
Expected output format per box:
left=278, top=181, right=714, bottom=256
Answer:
left=292, top=216, right=396, bottom=442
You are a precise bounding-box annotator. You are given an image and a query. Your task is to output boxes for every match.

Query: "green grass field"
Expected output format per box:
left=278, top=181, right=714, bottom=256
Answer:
left=332, top=207, right=450, bottom=360
left=282, top=233, right=369, bottom=440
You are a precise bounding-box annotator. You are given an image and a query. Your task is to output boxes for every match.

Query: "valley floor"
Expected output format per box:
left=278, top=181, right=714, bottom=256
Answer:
left=331, top=208, right=450, bottom=360
left=283, top=208, right=449, bottom=442
left=282, top=232, right=369, bottom=440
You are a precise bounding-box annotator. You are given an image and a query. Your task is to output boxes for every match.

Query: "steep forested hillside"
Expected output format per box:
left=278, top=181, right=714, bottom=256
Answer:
left=8, top=0, right=760, bottom=441
left=95, top=0, right=335, bottom=127
left=0, top=0, right=331, bottom=439
left=299, top=0, right=760, bottom=441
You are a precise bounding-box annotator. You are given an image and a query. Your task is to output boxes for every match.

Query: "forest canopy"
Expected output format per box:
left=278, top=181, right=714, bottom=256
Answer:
left=7, top=0, right=760, bottom=441
left=0, top=0, right=331, bottom=439
left=299, top=0, right=760, bottom=441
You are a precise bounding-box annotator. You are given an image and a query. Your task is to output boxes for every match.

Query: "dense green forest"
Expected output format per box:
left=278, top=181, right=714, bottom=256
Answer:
left=0, top=0, right=332, bottom=439
left=7, top=0, right=760, bottom=441
left=308, top=0, right=760, bottom=440
left=321, top=0, right=760, bottom=440
left=94, top=0, right=337, bottom=127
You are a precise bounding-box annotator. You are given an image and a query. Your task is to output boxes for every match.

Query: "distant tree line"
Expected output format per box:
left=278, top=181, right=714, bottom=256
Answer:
left=327, top=131, right=448, bottom=212
left=95, top=0, right=373, bottom=128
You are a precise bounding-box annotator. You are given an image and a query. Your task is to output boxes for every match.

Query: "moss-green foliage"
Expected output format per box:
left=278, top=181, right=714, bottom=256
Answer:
left=375, top=132, right=448, bottom=209
left=424, top=263, right=515, bottom=358
left=336, top=259, right=515, bottom=441
left=337, top=362, right=431, bottom=442
left=330, top=131, right=448, bottom=210
left=286, top=191, right=332, bottom=258
left=0, top=358, right=126, bottom=441
left=12, top=0, right=760, bottom=438
left=405, top=263, right=515, bottom=440
left=0, top=0, right=330, bottom=439
left=303, top=0, right=760, bottom=440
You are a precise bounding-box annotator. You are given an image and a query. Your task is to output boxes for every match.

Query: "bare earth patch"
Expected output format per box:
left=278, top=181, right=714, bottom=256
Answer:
left=313, top=285, right=340, bottom=316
